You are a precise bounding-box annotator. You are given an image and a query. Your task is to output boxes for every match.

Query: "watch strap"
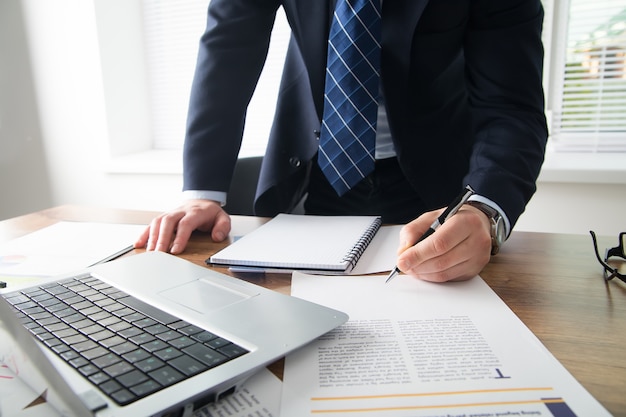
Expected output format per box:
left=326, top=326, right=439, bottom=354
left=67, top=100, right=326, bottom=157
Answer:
left=466, top=200, right=502, bottom=255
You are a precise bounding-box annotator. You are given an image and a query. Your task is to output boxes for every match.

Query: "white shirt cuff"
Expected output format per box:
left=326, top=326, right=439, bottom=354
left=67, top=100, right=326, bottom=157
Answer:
left=467, top=195, right=511, bottom=239
left=182, top=190, right=227, bottom=206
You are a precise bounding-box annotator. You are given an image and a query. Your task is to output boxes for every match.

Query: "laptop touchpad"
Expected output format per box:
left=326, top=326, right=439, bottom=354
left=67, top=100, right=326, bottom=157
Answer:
left=159, top=278, right=259, bottom=314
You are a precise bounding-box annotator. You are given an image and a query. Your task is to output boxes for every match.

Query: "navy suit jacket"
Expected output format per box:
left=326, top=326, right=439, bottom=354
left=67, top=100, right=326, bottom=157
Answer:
left=183, top=0, right=548, bottom=227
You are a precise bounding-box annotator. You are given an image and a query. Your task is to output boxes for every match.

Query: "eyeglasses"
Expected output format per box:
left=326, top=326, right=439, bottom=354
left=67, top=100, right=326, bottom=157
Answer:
left=589, top=231, right=626, bottom=283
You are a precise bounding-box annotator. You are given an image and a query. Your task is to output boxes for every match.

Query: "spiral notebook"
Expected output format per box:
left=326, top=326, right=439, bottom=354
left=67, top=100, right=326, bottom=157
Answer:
left=207, top=214, right=383, bottom=274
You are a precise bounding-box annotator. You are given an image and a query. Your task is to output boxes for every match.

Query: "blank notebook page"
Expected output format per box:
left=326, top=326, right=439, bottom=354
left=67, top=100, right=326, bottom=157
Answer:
left=208, top=214, right=382, bottom=272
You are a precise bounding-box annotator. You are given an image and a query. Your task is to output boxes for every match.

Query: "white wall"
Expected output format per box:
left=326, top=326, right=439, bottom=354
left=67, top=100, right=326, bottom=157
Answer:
left=1, top=0, right=624, bottom=237
left=4, top=0, right=183, bottom=218
left=0, top=0, right=53, bottom=219
left=517, top=182, right=626, bottom=235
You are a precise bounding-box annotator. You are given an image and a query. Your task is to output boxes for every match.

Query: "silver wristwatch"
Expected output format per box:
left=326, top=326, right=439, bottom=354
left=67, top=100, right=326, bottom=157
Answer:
left=466, top=201, right=506, bottom=255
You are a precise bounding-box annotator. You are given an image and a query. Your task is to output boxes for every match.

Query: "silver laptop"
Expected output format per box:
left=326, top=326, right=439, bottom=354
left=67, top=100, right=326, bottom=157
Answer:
left=0, top=251, right=348, bottom=416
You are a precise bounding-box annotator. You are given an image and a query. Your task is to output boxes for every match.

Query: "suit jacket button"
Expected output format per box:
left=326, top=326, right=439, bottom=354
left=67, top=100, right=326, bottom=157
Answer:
left=289, top=157, right=301, bottom=167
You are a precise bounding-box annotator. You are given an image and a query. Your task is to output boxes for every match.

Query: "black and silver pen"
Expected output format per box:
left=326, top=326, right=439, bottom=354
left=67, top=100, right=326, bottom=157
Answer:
left=385, top=185, right=475, bottom=283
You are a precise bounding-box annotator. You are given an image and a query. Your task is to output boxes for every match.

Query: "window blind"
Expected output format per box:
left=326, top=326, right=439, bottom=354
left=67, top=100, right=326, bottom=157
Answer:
left=552, top=0, right=626, bottom=152
left=141, top=1, right=290, bottom=155
left=141, top=2, right=625, bottom=154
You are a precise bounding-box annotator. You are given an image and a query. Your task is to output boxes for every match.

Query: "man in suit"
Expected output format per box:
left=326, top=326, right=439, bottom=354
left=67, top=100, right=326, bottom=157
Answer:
left=136, top=0, right=548, bottom=282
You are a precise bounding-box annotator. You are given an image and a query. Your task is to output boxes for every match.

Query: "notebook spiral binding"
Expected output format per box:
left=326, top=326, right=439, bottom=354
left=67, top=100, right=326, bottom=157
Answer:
left=342, top=217, right=383, bottom=270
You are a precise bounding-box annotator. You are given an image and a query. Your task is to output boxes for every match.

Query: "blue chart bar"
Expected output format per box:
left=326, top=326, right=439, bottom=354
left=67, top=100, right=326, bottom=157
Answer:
left=543, top=398, right=577, bottom=417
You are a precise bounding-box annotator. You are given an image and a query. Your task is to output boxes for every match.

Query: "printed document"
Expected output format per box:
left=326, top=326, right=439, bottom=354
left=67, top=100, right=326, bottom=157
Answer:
left=194, top=368, right=281, bottom=417
left=282, top=273, right=611, bottom=416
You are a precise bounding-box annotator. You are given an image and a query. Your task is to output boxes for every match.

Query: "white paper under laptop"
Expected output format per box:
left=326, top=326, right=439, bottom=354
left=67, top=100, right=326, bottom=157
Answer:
left=0, top=251, right=348, bottom=416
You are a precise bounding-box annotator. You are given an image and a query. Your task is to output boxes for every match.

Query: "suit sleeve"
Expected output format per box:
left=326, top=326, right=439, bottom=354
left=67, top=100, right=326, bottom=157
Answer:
left=463, top=0, right=548, bottom=228
left=183, top=0, right=280, bottom=193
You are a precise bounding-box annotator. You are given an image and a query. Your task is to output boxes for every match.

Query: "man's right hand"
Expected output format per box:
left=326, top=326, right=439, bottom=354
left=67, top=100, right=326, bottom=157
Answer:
left=134, top=199, right=232, bottom=254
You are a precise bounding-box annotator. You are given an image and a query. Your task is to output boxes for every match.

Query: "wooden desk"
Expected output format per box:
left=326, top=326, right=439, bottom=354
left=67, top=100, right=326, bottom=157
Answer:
left=1, top=206, right=625, bottom=416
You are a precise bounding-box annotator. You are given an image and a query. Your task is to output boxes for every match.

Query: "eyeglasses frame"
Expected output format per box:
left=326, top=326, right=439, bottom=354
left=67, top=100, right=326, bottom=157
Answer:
left=589, top=231, right=626, bottom=283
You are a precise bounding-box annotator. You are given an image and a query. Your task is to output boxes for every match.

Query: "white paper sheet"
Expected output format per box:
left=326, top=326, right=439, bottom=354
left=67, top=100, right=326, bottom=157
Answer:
left=194, top=368, right=282, bottom=417
left=282, top=273, right=611, bottom=416
left=350, top=225, right=402, bottom=275
left=0, top=221, right=146, bottom=290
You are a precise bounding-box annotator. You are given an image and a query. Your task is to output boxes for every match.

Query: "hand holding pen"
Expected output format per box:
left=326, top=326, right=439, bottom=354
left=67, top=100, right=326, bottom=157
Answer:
left=386, top=185, right=475, bottom=283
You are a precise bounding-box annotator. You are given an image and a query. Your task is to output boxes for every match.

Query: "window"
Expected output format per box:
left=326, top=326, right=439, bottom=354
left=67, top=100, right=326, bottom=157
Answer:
left=98, top=0, right=624, bottom=179
left=141, top=1, right=290, bottom=156
left=549, top=0, right=626, bottom=152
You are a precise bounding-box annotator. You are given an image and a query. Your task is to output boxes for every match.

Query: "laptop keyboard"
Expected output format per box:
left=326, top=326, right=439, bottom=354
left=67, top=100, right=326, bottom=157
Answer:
left=3, top=274, right=249, bottom=406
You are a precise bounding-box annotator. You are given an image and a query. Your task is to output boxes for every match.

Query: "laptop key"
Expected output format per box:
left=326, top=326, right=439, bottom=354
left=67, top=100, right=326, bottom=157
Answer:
left=74, top=321, right=100, bottom=332
left=129, top=332, right=156, bottom=346
left=92, top=353, right=122, bottom=369
left=133, top=317, right=158, bottom=329
left=89, top=329, right=115, bottom=342
left=89, top=371, right=111, bottom=386
left=206, top=337, right=231, bottom=349
left=70, top=356, right=89, bottom=368
left=148, top=365, right=185, bottom=387
left=154, top=347, right=183, bottom=361
left=61, top=313, right=86, bottom=324
left=14, top=300, right=38, bottom=310
left=122, top=348, right=151, bottom=364
left=119, top=295, right=180, bottom=325
left=78, top=364, right=100, bottom=377
left=100, top=379, right=122, bottom=395
left=192, top=331, right=218, bottom=343
left=103, top=360, right=134, bottom=378
left=100, top=335, right=126, bottom=348
left=61, top=349, right=81, bottom=361
left=130, top=379, right=161, bottom=397
left=110, top=341, right=139, bottom=355
left=135, top=357, right=165, bottom=373
left=183, top=344, right=229, bottom=368
left=118, top=326, right=143, bottom=339
left=168, top=336, right=196, bottom=350
left=156, top=329, right=183, bottom=342
left=218, top=343, right=249, bottom=359
left=107, top=320, right=131, bottom=333
left=52, top=343, right=72, bottom=355
left=82, top=346, right=109, bottom=361
left=116, top=369, right=149, bottom=388
left=169, top=355, right=208, bottom=376
left=37, top=316, right=61, bottom=326
left=142, top=339, right=168, bottom=353
left=61, top=333, right=88, bottom=345
left=111, top=389, right=136, bottom=406
left=5, top=294, right=30, bottom=305
left=178, top=324, right=205, bottom=336
left=73, top=339, right=99, bottom=353
left=91, top=311, right=112, bottom=321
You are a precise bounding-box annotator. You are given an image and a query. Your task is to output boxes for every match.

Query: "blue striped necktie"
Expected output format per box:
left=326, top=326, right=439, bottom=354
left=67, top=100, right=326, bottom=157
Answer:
left=318, top=0, right=382, bottom=196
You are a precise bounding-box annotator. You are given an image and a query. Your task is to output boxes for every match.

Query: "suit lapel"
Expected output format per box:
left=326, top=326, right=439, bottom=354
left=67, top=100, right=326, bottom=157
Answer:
left=382, top=0, right=429, bottom=66
left=381, top=0, right=430, bottom=134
